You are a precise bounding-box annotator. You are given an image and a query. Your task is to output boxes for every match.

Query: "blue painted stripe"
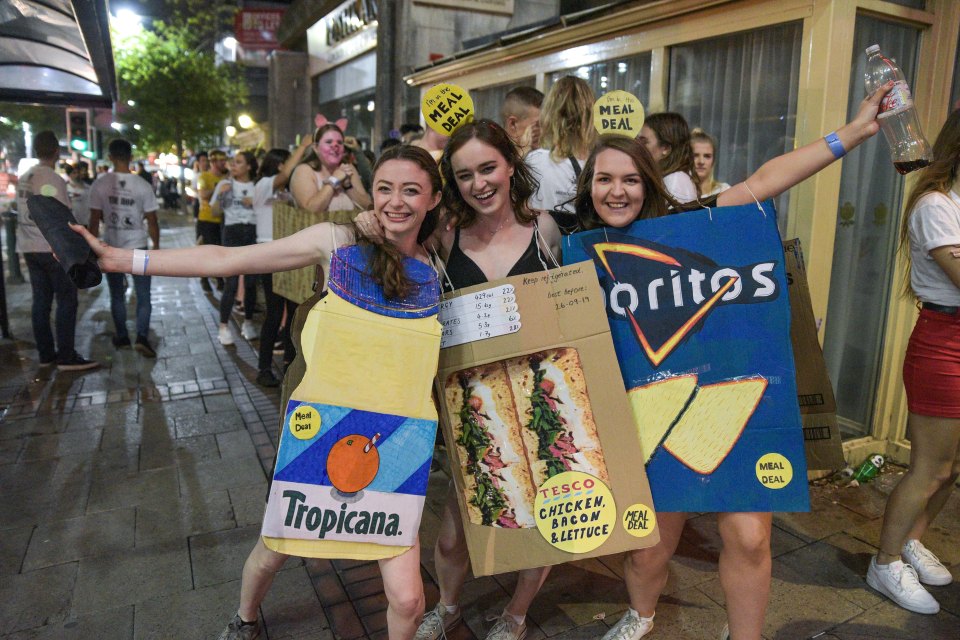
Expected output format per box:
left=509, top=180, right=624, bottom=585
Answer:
left=367, top=418, right=437, bottom=492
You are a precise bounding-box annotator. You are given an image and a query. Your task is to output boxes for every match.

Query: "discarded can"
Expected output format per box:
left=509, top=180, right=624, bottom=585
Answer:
left=853, top=453, right=885, bottom=483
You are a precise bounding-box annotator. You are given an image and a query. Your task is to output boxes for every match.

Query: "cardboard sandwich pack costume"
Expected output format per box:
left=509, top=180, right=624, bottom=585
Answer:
left=427, top=85, right=660, bottom=577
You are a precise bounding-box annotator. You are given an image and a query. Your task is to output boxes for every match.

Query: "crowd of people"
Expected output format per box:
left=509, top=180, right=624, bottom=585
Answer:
left=14, top=72, right=958, bottom=640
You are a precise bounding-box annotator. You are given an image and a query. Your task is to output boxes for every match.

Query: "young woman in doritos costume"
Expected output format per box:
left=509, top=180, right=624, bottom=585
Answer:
left=359, top=119, right=564, bottom=640
left=72, top=145, right=446, bottom=640
left=572, top=85, right=892, bottom=640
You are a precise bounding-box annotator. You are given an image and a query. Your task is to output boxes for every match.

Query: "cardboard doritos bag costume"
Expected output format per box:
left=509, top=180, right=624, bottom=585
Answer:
left=261, top=245, right=442, bottom=559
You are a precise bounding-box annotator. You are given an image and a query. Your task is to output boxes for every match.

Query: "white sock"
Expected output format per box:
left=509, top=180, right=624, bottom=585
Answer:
left=627, top=607, right=654, bottom=621
left=442, top=602, right=459, bottom=615
left=503, top=611, right=524, bottom=626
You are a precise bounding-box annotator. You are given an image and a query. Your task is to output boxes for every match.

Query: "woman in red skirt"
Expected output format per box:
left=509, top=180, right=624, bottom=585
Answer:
left=867, top=108, right=960, bottom=615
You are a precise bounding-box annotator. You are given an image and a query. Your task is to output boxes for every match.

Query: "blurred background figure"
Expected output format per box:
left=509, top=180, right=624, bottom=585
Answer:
left=501, top=86, right=543, bottom=158
left=639, top=112, right=699, bottom=203
left=691, top=128, right=731, bottom=196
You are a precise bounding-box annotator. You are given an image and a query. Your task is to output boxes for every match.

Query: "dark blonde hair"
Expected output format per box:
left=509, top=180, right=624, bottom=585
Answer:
left=574, top=134, right=682, bottom=230
left=439, top=119, right=539, bottom=229
left=691, top=128, right=723, bottom=195
left=303, top=123, right=344, bottom=171
left=540, top=76, right=597, bottom=162
left=900, top=108, right=960, bottom=297
left=354, top=145, right=442, bottom=299
left=644, top=112, right=699, bottom=191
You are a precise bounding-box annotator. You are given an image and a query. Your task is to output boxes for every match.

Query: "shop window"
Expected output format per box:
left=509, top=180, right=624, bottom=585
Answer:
left=547, top=52, right=652, bottom=106
left=822, top=15, right=921, bottom=439
left=668, top=21, right=802, bottom=233
left=470, top=77, right=537, bottom=124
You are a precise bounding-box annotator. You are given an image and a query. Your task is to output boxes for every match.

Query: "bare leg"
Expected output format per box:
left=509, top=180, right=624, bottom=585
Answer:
left=238, top=539, right=290, bottom=621
left=504, top=565, right=551, bottom=617
left=904, top=424, right=960, bottom=542
left=381, top=538, right=426, bottom=640
left=877, top=414, right=960, bottom=563
left=624, top=512, right=688, bottom=617
left=434, top=482, right=470, bottom=606
left=717, top=512, right=772, bottom=640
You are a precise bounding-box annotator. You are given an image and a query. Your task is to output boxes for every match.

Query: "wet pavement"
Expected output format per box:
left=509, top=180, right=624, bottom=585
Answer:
left=0, top=211, right=958, bottom=639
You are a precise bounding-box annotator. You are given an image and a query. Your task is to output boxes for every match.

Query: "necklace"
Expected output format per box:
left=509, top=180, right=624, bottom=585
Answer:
left=487, top=216, right=507, bottom=236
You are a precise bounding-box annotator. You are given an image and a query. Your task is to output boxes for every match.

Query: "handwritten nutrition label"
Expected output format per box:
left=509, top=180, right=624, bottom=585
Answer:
left=439, top=284, right=522, bottom=348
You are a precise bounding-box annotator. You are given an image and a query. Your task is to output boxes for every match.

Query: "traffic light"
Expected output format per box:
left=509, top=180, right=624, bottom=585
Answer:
left=66, top=109, right=90, bottom=152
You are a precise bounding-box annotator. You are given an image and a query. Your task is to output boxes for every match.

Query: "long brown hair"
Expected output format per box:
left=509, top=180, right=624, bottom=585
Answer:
left=540, top=76, right=597, bottom=162
left=574, top=134, right=682, bottom=230
left=439, top=119, right=539, bottom=229
left=303, top=123, right=344, bottom=171
left=643, top=112, right=699, bottom=191
left=353, top=145, right=442, bottom=299
left=899, top=108, right=960, bottom=296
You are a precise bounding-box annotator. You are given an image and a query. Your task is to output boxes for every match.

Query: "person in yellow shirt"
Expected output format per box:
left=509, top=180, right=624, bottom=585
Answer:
left=196, top=149, right=227, bottom=291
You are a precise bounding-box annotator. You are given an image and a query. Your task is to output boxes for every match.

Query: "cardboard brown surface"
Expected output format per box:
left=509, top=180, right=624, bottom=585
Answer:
left=435, top=262, right=659, bottom=577
left=783, top=239, right=845, bottom=470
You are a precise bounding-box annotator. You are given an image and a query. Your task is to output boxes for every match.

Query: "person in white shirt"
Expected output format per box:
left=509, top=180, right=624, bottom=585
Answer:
left=638, top=112, right=699, bottom=204
left=691, top=128, right=731, bottom=197
left=66, top=163, right=92, bottom=225
left=211, top=150, right=260, bottom=345
left=16, top=130, right=99, bottom=371
left=526, top=76, right=597, bottom=233
left=89, top=138, right=160, bottom=357
left=867, top=108, right=960, bottom=616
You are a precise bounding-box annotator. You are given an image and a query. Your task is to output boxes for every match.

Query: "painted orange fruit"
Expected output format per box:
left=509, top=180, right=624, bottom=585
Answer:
left=327, top=433, right=381, bottom=493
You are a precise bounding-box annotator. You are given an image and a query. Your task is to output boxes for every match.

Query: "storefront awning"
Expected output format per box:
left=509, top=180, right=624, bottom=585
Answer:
left=0, top=0, right=117, bottom=107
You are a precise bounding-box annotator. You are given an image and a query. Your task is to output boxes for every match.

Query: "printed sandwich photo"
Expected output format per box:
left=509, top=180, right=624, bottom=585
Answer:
left=445, top=364, right=537, bottom=529
left=507, top=348, right=610, bottom=486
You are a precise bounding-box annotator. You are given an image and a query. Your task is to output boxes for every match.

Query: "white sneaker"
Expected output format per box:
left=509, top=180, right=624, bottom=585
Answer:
left=485, top=613, right=526, bottom=640
left=902, top=539, right=953, bottom=586
left=415, top=602, right=461, bottom=640
left=218, top=325, right=235, bottom=346
left=602, top=609, right=654, bottom=640
left=866, top=557, right=940, bottom=614
left=719, top=623, right=729, bottom=640
left=241, top=320, right=258, bottom=340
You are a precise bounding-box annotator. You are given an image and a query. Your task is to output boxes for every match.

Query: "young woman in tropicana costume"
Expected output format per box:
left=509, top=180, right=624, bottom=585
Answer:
left=72, top=145, right=447, bottom=640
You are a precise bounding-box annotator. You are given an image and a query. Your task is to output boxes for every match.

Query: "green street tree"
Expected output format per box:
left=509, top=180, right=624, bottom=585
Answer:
left=113, top=13, right=246, bottom=187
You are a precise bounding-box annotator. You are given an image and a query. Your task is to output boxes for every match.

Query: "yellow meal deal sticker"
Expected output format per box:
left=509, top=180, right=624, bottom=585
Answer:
left=755, top=452, right=793, bottom=489
left=593, top=90, right=645, bottom=137
left=422, top=83, right=474, bottom=136
left=534, top=471, right=615, bottom=553
left=621, top=502, right=656, bottom=538
left=289, top=404, right=321, bottom=440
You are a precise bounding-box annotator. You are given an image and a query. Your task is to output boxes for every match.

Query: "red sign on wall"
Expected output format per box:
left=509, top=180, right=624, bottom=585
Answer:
left=234, top=9, right=285, bottom=50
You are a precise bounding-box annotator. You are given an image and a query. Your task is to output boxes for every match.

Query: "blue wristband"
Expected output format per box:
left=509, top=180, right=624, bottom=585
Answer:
left=825, top=132, right=846, bottom=159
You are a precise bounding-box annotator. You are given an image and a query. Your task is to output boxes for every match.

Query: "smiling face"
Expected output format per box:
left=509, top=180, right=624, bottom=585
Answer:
left=591, top=148, right=646, bottom=228
left=692, top=141, right=715, bottom=181
left=450, top=138, right=515, bottom=219
left=315, top=129, right=345, bottom=168
left=373, top=159, right=441, bottom=241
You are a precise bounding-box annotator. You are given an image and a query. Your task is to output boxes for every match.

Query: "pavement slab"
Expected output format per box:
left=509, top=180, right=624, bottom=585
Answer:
left=22, top=506, right=136, bottom=571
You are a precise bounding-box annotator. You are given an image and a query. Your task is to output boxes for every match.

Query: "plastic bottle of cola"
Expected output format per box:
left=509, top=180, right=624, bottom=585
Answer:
left=864, top=44, right=933, bottom=174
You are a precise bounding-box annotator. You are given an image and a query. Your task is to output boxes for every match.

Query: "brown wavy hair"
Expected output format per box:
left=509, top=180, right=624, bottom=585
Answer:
left=439, top=119, right=539, bottom=229
left=352, top=145, right=442, bottom=299
left=899, top=108, right=960, bottom=297
left=643, top=112, right=699, bottom=192
left=574, top=134, right=682, bottom=230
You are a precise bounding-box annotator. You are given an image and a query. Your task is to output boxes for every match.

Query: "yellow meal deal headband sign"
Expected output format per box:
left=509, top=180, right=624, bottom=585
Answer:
left=423, top=83, right=474, bottom=135
left=593, top=90, right=645, bottom=137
